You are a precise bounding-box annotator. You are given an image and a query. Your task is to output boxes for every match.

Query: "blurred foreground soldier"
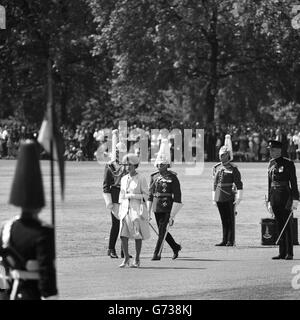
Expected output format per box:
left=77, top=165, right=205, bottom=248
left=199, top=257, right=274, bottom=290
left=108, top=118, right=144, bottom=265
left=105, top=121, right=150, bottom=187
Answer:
left=102, top=129, right=129, bottom=258
left=0, top=140, right=58, bottom=300
left=212, top=135, right=243, bottom=246
left=267, top=140, right=299, bottom=260
left=148, top=138, right=183, bottom=260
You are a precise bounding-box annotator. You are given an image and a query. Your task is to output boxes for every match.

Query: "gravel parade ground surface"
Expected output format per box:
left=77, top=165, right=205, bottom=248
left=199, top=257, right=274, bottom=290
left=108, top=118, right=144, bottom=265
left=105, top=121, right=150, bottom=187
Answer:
left=1, top=160, right=300, bottom=300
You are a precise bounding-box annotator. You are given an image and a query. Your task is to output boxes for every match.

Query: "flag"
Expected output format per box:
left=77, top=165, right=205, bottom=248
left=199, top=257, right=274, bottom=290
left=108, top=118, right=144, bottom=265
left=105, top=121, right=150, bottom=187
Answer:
left=38, top=103, right=65, bottom=199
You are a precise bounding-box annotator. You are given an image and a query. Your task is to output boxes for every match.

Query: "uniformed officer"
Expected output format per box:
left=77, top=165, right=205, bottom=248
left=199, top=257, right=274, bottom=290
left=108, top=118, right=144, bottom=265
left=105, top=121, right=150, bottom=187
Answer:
left=212, top=136, right=243, bottom=246
left=102, top=129, right=129, bottom=258
left=267, top=140, right=299, bottom=260
left=147, top=138, right=183, bottom=260
left=0, top=140, right=58, bottom=300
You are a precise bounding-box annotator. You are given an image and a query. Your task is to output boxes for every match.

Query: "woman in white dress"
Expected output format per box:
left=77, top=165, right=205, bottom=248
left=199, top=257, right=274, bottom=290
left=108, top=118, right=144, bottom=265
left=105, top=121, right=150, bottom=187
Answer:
left=118, top=153, right=150, bottom=268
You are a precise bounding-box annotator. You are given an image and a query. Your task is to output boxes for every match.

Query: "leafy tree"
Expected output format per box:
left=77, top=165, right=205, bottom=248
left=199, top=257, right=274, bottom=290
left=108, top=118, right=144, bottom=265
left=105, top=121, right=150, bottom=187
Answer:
left=0, top=0, right=111, bottom=127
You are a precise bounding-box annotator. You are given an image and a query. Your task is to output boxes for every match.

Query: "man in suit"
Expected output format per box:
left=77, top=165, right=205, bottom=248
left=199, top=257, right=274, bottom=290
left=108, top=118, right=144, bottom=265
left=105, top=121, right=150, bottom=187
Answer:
left=0, top=140, right=58, bottom=300
left=267, top=140, right=299, bottom=260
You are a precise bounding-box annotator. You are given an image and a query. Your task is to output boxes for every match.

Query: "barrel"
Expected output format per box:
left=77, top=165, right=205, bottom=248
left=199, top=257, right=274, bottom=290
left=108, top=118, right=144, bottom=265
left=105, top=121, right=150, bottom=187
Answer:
left=261, top=217, right=299, bottom=245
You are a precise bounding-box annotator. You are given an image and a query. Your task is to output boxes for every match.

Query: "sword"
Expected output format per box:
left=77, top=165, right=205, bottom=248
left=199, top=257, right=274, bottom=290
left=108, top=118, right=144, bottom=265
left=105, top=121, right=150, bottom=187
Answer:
left=148, top=221, right=159, bottom=236
left=275, top=210, right=293, bottom=245
left=158, top=222, right=170, bottom=257
left=233, top=202, right=236, bottom=246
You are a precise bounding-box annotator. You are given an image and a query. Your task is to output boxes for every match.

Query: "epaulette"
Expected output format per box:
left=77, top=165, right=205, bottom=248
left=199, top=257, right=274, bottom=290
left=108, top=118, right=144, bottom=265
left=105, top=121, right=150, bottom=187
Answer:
left=151, top=170, right=159, bottom=176
left=213, top=162, right=221, bottom=168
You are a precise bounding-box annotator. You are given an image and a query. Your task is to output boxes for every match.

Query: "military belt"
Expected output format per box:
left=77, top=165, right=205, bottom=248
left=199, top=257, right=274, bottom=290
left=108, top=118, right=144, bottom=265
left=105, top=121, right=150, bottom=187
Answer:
left=217, top=183, right=233, bottom=187
left=271, top=181, right=289, bottom=187
left=154, top=193, right=173, bottom=198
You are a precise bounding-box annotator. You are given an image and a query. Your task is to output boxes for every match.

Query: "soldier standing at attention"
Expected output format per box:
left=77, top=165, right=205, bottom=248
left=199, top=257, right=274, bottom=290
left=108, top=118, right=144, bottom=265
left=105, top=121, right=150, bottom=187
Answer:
left=0, top=140, right=58, bottom=300
left=148, top=138, right=183, bottom=261
left=267, top=140, right=299, bottom=260
left=212, top=135, right=243, bottom=246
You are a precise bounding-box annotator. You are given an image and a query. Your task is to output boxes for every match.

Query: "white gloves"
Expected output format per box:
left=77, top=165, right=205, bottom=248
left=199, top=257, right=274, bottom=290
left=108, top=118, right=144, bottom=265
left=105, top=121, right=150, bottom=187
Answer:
left=234, top=190, right=243, bottom=206
left=267, top=202, right=274, bottom=217
left=212, top=191, right=217, bottom=206
left=292, top=200, right=298, bottom=211
left=169, top=202, right=184, bottom=226
left=103, top=193, right=113, bottom=210
left=147, top=201, right=153, bottom=221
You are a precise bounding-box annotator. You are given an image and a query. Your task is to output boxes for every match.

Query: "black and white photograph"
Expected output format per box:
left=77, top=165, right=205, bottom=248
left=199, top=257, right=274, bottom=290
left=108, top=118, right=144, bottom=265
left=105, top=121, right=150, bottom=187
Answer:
left=1, top=0, right=300, bottom=309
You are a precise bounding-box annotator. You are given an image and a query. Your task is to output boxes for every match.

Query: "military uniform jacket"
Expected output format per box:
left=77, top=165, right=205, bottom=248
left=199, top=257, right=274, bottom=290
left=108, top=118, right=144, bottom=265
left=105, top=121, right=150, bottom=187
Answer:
left=148, top=170, right=182, bottom=213
left=268, top=157, right=299, bottom=209
left=0, top=215, right=57, bottom=298
left=103, top=160, right=127, bottom=203
left=213, top=162, right=243, bottom=202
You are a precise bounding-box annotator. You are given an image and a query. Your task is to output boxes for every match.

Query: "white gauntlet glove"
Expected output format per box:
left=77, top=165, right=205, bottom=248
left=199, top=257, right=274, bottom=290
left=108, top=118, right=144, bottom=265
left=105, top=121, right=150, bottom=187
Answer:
left=103, top=193, right=113, bottom=210
left=267, top=202, right=274, bottom=217
left=169, top=202, right=183, bottom=226
left=292, top=200, right=298, bottom=211
left=212, top=191, right=217, bottom=206
left=234, top=190, right=243, bottom=206
left=147, top=201, right=153, bottom=221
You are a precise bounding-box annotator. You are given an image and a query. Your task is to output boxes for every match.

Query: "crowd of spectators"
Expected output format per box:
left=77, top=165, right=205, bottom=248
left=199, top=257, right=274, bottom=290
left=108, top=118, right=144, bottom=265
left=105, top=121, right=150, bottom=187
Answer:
left=1, top=120, right=300, bottom=162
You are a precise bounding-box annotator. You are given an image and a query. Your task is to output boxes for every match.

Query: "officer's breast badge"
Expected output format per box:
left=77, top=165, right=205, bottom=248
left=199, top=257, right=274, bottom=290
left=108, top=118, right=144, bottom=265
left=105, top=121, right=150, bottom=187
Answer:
left=279, top=166, right=284, bottom=173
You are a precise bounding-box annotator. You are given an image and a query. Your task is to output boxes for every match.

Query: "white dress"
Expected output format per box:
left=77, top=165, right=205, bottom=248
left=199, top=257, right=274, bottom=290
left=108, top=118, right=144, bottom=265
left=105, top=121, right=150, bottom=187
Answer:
left=118, top=172, right=150, bottom=240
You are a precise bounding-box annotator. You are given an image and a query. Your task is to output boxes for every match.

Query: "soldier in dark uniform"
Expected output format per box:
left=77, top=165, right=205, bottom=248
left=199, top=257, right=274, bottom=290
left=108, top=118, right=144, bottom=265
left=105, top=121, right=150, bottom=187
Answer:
left=0, top=140, right=58, bottom=300
left=148, top=138, right=183, bottom=260
left=102, top=129, right=129, bottom=258
left=212, top=143, right=243, bottom=246
left=267, top=140, right=299, bottom=260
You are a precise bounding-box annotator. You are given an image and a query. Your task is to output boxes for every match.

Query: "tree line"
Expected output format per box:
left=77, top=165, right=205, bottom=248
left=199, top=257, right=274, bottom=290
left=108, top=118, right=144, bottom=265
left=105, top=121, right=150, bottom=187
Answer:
left=1, top=0, right=300, bottom=129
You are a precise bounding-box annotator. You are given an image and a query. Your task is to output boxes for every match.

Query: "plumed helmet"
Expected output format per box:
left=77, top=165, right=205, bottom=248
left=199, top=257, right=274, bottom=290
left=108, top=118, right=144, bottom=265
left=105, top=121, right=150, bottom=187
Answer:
left=9, top=140, right=45, bottom=210
left=154, top=138, right=171, bottom=167
left=223, top=134, right=233, bottom=160
left=219, top=145, right=230, bottom=157
left=122, top=153, right=140, bottom=165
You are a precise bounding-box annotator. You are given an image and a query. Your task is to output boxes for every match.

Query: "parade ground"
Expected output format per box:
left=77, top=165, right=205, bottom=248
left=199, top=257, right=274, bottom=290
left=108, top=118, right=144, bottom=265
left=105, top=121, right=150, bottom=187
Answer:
left=1, top=160, right=300, bottom=300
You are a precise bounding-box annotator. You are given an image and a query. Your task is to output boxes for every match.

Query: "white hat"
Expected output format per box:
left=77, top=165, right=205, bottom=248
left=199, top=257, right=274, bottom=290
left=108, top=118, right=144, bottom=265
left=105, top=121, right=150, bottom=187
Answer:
left=154, top=138, right=171, bottom=166
left=122, top=153, right=140, bottom=165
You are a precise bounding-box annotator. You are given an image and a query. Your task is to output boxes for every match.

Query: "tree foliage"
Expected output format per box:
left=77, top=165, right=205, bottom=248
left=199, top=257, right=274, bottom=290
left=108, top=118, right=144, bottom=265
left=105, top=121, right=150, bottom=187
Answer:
left=1, top=0, right=300, bottom=127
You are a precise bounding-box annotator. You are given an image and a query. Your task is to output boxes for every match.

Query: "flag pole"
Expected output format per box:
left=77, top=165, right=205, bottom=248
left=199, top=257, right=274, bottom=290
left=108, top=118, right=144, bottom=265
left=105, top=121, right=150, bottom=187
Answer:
left=47, top=57, right=56, bottom=253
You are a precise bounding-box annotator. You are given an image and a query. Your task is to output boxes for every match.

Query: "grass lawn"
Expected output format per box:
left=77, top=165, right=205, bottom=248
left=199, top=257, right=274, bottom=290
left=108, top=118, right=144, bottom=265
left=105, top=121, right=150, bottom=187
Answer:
left=1, top=160, right=299, bottom=259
